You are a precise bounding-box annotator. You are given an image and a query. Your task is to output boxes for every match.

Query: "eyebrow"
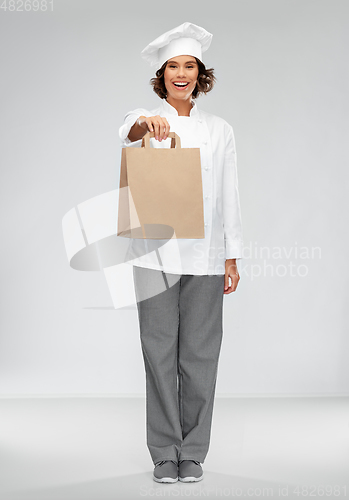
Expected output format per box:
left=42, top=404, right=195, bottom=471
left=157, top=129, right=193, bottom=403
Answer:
left=167, top=60, right=197, bottom=65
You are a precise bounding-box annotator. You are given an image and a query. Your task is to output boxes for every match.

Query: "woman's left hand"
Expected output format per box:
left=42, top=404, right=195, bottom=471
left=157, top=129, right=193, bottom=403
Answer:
left=224, top=259, right=240, bottom=294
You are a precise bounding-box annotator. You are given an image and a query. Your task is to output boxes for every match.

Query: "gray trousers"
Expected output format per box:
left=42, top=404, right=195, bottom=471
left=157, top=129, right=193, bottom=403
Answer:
left=133, top=265, right=225, bottom=465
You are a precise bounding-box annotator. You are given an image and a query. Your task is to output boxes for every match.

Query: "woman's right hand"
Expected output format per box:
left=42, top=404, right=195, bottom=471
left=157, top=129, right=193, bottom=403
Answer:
left=137, top=115, right=170, bottom=142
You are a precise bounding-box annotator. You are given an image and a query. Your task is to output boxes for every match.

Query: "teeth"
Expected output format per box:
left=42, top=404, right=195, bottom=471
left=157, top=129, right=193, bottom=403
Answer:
left=174, top=82, right=188, bottom=87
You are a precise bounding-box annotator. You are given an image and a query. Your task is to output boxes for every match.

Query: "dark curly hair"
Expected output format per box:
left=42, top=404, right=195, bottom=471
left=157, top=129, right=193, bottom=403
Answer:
left=150, top=57, right=216, bottom=100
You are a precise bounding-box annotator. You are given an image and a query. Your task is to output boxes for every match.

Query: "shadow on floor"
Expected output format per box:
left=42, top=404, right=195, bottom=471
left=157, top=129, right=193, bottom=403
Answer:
left=3, top=471, right=321, bottom=500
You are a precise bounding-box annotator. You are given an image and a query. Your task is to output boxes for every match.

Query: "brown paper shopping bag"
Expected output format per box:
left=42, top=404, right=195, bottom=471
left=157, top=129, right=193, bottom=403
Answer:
left=117, top=131, right=205, bottom=239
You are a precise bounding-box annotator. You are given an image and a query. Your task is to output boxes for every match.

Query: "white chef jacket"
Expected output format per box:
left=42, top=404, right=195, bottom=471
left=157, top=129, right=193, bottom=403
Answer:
left=118, top=98, right=243, bottom=275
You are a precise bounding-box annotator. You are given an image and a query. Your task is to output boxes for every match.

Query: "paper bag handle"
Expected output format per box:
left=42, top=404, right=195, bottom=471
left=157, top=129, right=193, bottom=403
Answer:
left=141, top=131, right=181, bottom=149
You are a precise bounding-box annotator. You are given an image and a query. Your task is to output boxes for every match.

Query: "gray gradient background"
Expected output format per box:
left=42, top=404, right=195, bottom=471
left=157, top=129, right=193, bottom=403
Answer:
left=0, top=0, right=348, bottom=396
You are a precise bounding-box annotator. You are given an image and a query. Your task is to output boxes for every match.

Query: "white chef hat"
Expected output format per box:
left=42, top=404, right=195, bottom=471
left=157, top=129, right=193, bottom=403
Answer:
left=141, top=22, right=213, bottom=70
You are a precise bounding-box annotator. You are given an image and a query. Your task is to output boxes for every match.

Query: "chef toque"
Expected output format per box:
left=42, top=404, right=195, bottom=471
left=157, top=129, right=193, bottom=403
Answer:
left=141, top=22, right=213, bottom=70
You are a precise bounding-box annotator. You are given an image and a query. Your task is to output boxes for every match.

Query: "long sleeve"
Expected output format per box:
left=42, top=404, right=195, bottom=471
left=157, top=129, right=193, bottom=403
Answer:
left=223, top=124, right=244, bottom=259
left=119, top=108, right=153, bottom=146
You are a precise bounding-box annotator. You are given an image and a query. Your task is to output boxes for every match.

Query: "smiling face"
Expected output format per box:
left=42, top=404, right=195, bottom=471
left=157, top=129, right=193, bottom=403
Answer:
left=163, top=55, right=199, bottom=101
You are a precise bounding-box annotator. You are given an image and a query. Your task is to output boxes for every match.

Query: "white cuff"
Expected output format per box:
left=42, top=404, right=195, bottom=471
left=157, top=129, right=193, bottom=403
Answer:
left=225, top=239, right=243, bottom=260
left=119, top=108, right=153, bottom=146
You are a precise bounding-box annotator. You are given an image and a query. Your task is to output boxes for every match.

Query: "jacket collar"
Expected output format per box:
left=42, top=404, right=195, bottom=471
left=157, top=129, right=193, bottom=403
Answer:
left=161, top=98, right=198, bottom=117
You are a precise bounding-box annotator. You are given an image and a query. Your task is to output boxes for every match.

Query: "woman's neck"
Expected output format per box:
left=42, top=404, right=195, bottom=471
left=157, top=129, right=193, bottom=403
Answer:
left=166, top=96, right=193, bottom=117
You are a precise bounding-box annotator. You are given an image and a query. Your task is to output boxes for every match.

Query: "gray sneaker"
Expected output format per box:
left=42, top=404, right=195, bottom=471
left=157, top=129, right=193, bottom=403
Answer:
left=178, top=460, right=204, bottom=482
left=153, top=460, right=178, bottom=483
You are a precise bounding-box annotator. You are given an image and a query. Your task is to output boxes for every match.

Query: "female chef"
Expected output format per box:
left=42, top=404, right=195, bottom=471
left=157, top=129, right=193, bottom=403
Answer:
left=119, top=22, right=244, bottom=484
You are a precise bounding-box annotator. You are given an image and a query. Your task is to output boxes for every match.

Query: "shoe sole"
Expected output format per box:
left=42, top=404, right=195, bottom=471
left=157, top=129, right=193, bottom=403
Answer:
left=179, top=473, right=204, bottom=482
left=153, top=475, right=178, bottom=483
